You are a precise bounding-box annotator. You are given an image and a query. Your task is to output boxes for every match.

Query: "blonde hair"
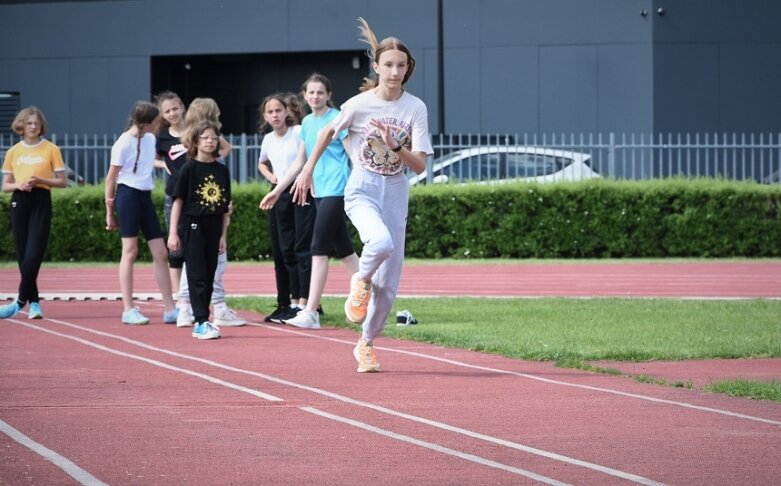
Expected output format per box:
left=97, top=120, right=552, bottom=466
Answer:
left=182, top=97, right=222, bottom=148
left=185, top=97, right=222, bottom=129
left=12, top=106, right=48, bottom=137
left=357, top=17, right=416, bottom=92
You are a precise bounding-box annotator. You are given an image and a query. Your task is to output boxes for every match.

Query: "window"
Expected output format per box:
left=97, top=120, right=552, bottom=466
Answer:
left=505, top=153, right=565, bottom=178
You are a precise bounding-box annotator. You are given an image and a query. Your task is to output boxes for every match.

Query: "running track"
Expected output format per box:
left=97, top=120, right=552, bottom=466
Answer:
left=1, top=262, right=780, bottom=484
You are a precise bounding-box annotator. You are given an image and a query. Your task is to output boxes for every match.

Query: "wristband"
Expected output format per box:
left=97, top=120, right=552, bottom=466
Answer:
left=391, top=143, right=403, bottom=153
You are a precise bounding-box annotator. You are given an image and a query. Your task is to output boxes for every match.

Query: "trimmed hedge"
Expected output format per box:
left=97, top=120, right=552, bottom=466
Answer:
left=406, top=178, right=781, bottom=258
left=0, top=179, right=779, bottom=262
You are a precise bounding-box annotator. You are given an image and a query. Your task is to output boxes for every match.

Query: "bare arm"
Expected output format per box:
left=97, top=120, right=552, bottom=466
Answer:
left=2, top=173, right=20, bottom=192
left=218, top=135, right=232, bottom=159
left=218, top=212, right=229, bottom=254
left=258, top=159, right=277, bottom=184
left=104, top=165, right=121, bottom=231
left=167, top=198, right=183, bottom=252
left=291, top=125, right=336, bottom=205
left=259, top=143, right=308, bottom=211
left=30, top=171, right=68, bottom=189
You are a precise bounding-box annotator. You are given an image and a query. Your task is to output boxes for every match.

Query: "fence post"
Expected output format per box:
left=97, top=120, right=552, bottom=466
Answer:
left=608, top=132, right=615, bottom=178
left=239, top=133, right=248, bottom=183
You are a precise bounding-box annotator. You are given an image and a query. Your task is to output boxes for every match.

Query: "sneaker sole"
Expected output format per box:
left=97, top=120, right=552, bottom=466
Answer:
left=194, top=332, right=220, bottom=340
left=123, top=321, right=149, bottom=325
left=285, top=320, right=321, bottom=330
left=214, top=320, right=246, bottom=327
left=176, top=322, right=193, bottom=328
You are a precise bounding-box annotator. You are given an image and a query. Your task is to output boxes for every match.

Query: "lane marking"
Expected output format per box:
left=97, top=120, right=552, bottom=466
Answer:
left=10, top=320, right=283, bottom=402
left=300, top=407, right=571, bottom=486
left=250, top=322, right=781, bottom=427
left=0, top=419, right=108, bottom=486
left=18, top=317, right=667, bottom=485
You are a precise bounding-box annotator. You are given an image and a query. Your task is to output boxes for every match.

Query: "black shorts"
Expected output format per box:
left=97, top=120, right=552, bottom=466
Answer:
left=311, top=196, right=354, bottom=258
left=115, top=184, right=164, bottom=240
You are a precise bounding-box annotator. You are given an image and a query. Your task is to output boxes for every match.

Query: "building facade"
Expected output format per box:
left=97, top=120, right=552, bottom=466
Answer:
left=1, top=0, right=779, bottom=137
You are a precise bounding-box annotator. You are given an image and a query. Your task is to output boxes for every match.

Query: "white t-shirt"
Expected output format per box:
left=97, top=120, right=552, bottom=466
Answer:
left=259, top=125, right=302, bottom=182
left=110, top=131, right=157, bottom=191
left=332, top=90, right=433, bottom=176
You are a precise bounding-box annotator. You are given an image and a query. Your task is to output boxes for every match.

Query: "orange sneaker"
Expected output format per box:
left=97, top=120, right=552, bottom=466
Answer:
left=353, top=338, right=381, bottom=373
left=345, top=274, right=372, bottom=323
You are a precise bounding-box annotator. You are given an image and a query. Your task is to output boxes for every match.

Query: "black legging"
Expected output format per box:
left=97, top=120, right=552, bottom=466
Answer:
left=10, top=188, right=52, bottom=305
left=273, top=189, right=315, bottom=300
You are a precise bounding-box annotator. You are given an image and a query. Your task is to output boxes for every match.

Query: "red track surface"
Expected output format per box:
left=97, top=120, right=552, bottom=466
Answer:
left=1, top=262, right=780, bottom=485
left=2, top=261, right=781, bottom=298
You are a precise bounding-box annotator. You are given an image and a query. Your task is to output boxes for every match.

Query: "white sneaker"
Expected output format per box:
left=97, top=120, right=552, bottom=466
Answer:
left=284, top=309, right=320, bottom=329
left=214, top=307, right=246, bottom=327
left=192, top=322, right=221, bottom=340
left=177, top=305, right=194, bottom=327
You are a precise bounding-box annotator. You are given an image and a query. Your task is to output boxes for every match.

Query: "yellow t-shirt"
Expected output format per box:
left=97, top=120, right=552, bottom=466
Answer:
left=2, top=139, right=65, bottom=190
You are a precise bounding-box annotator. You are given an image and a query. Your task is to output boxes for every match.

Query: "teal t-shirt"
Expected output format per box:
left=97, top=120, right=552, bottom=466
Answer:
left=301, top=108, right=351, bottom=198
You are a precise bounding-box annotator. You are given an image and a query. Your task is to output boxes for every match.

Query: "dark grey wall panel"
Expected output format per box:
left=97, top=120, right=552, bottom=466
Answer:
left=480, top=46, right=538, bottom=133
left=107, top=57, right=151, bottom=134
left=443, top=47, right=480, bottom=133
left=537, top=0, right=600, bottom=46
left=0, top=0, right=778, bottom=136
left=595, top=0, right=653, bottom=43
left=652, top=0, right=781, bottom=43
left=719, top=43, right=781, bottom=133
left=69, top=58, right=111, bottom=134
left=598, top=44, right=653, bottom=134
left=539, top=45, right=598, bottom=134
left=653, top=44, right=719, bottom=133
left=0, top=59, right=70, bottom=133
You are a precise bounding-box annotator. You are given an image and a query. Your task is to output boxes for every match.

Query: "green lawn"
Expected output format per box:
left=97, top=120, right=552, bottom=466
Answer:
left=231, top=295, right=781, bottom=401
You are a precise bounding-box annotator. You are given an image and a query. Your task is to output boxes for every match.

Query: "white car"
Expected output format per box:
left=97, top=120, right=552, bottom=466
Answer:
left=408, top=146, right=600, bottom=186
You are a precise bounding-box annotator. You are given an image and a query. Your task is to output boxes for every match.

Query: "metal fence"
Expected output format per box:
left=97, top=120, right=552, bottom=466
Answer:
left=1, top=132, right=779, bottom=185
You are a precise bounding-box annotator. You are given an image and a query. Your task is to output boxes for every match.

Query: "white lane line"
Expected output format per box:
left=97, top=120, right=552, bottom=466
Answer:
left=252, top=322, right=781, bottom=427
left=301, top=407, right=571, bottom=486
left=10, top=319, right=283, bottom=402
left=0, top=419, right=108, bottom=486
left=27, top=317, right=666, bottom=485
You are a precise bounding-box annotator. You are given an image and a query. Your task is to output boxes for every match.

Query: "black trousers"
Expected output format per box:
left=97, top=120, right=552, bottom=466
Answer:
left=10, top=188, right=52, bottom=305
left=272, top=189, right=315, bottom=300
left=181, top=214, right=222, bottom=323
left=268, top=186, right=298, bottom=306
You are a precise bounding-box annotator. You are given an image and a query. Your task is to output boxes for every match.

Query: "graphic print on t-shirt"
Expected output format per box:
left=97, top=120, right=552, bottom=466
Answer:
left=360, top=117, right=411, bottom=175
left=196, top=174, right=227, bottom=213
left=168, top=143, right=187, bottom=161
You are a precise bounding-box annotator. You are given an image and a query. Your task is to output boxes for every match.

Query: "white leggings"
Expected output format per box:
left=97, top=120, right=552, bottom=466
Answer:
left=344, top=166, right=409, bottom=342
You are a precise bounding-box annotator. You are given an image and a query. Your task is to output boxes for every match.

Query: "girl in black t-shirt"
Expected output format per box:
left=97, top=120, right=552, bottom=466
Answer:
left=167, top=120, right=231, bottom=340
left=155, top=91, right=188, bottom=303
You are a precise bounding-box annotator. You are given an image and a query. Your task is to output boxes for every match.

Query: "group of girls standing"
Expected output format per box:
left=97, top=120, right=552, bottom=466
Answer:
left=2, top=18, right=431, bottom=371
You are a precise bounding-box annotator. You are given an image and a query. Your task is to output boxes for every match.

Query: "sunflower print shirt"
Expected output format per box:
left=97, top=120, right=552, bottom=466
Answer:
left=172, top=159, right=231, bottom=217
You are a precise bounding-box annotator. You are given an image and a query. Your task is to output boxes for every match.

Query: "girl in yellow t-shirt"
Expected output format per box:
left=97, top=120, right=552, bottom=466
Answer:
left=1, top=106, right=68, bottom=319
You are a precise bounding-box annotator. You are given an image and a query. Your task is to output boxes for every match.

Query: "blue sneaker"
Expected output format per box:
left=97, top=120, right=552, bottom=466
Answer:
left=122, top=307, right=150, bottom=325
left=192, top=321, right=220, bottom=340
left=28, top=302, right=43, bottom=319
left=163, top=307, right=179, bottom=324
left=0, top=302, right=20, bottom=319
